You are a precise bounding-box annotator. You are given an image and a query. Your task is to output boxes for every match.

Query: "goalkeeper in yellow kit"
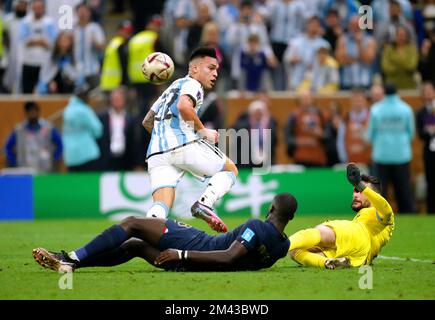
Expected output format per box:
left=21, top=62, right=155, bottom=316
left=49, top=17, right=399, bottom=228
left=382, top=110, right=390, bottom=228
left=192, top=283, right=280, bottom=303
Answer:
left=288, top=163, right=395, bottom=269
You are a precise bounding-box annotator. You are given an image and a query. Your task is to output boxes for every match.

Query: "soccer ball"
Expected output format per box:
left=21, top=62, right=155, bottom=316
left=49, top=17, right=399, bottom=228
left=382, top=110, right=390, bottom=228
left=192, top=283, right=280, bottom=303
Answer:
left=141, top=52, right=174, bottom=85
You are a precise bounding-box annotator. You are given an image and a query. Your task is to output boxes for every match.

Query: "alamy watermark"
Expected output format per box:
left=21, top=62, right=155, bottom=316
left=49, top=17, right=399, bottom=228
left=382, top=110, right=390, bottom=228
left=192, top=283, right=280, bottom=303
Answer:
left=168, top=125, right=273, bottom=175
left=58, top=271, right=73, bottom=290
left=358, top=5, right=374, bottom=30
left=58, top=5, right=73, bottom=30
left=358, top=265, right=373, bottom=289
left=218, top=128, right=272, bottom=176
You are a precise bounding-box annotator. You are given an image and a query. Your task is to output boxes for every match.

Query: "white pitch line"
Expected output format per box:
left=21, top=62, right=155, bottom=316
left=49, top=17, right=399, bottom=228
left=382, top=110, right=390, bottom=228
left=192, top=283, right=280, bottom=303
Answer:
left=378, top=255, right=434, bottom=264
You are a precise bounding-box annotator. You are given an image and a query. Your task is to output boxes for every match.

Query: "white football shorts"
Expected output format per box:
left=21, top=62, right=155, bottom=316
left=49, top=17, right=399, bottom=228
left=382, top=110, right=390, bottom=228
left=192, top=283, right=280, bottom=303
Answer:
left=147, top=139, right=227, bottom=194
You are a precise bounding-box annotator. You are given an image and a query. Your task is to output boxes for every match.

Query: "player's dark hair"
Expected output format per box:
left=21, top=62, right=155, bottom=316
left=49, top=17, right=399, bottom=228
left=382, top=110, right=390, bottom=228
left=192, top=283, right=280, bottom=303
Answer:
left=273, top=193, right=297, bottom=222
left=24, top=101, right=39, bottom=112
left=361, top=174, right=382, bottom=193
left=189, top=46, right=217, bottom=62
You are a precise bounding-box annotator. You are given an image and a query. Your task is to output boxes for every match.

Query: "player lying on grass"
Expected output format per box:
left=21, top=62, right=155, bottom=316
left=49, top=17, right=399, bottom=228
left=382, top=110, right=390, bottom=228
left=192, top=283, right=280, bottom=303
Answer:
left=288, top=163, right=395, bottom=269
left=32, top=193, right=297, bottom=272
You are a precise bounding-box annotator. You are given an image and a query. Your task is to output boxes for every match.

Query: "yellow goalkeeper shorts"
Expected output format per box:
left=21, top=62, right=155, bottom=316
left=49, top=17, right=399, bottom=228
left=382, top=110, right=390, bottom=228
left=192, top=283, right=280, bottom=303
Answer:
left=320, top=220, right=371, bottom=267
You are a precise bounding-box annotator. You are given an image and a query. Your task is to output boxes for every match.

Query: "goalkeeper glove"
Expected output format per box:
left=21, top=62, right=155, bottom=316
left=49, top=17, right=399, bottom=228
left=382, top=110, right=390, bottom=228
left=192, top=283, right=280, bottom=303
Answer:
left=346, top=163, right=366, bottom=192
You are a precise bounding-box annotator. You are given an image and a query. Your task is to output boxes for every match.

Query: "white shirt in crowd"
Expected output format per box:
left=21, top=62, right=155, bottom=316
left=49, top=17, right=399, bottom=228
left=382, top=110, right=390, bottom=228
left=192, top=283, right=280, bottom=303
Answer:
left=109, top=109, right=126, bottom=156
left=20, top=13, right=58, bottom=66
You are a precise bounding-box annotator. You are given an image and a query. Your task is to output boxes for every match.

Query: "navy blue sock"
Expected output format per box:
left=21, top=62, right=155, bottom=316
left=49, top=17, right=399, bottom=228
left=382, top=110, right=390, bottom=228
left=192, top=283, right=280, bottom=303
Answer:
left=77, top=247, right=132, bottom=268
left=74, top=225, right=128, bottom=261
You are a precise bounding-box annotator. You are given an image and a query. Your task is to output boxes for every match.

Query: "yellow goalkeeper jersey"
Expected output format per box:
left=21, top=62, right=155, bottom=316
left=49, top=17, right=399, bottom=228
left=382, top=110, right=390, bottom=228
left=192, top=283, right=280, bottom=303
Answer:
left=353, top=187, right=395, bottom=264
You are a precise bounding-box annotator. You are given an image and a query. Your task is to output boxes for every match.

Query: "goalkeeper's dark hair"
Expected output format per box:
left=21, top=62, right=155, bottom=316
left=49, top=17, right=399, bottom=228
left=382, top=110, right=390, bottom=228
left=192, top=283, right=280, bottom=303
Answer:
left=189, top=46, right=217, bottom=62
left=272, top=193, right=297, bottom=223
left=361, top=174, right=382, bottom=193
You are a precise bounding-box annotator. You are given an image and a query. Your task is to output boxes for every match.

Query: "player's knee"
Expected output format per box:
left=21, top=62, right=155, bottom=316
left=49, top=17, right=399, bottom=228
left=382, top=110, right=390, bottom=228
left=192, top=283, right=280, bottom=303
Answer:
left=146, top=203, right=168, bottom=218
left=119, top=216, right=139, bottom=234
left=232, top=164, right=238, bottom=177
left=122, top=238, right=147, bottom=256
left=315, top=224, right=336, bottom=246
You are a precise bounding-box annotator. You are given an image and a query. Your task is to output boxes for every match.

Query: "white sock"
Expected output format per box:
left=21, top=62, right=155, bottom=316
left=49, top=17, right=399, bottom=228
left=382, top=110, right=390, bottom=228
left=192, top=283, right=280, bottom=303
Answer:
left=199, top=171, right=236, bottom=208
left=146, top=201, right=169, bottom=218
left=68, top=251, right=79, bottom=261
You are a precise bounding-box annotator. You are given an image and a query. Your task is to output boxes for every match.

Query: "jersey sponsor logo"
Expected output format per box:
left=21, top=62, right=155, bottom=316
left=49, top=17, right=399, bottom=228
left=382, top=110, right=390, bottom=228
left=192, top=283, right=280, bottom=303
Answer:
left=241, top=228, right=255, bottom=242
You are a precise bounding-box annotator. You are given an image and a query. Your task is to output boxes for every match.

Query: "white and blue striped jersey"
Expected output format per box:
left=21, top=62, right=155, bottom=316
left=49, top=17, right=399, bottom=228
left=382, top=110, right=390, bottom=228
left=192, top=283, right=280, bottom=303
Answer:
left=147, top=76, right=204, bottom=158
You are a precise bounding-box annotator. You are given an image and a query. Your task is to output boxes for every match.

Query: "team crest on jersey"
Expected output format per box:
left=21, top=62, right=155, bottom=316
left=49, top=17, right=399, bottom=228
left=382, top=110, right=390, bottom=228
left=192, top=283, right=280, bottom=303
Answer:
left=241, top=228, right=255, bottom=242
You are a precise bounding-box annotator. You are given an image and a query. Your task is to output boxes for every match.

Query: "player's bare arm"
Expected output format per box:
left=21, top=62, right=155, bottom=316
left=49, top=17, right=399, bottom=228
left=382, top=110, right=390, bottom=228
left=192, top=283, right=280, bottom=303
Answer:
left=177, top=95, right=205, bottom=131
left=154, top=240, right=248, bottom=266
left=177, top=95, right=218, bottom=143
left=142, top=109, right=156, bottom=133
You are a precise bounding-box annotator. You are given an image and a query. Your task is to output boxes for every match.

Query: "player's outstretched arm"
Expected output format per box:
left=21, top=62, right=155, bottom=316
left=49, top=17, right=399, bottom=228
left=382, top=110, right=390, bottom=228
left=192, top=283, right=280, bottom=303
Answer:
left=346, top=163, right=393, bottom=219
left=362, top=187, right=393, bottom=219
left=142, top=109, right=156, bottom=133
left=154, top=240, right=248, bottom=266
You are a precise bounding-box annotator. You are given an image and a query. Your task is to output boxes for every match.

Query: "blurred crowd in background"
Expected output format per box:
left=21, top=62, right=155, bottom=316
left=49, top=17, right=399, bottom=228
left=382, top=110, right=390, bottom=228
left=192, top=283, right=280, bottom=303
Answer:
left=1, top=0, right=435, bottom=213
left=0, top=0, right=434, bottom=95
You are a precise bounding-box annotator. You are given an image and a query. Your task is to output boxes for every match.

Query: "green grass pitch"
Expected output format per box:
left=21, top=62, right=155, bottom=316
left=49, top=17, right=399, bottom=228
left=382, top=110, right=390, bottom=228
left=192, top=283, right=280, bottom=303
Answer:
left=0, top=215, right=434, bottom=300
